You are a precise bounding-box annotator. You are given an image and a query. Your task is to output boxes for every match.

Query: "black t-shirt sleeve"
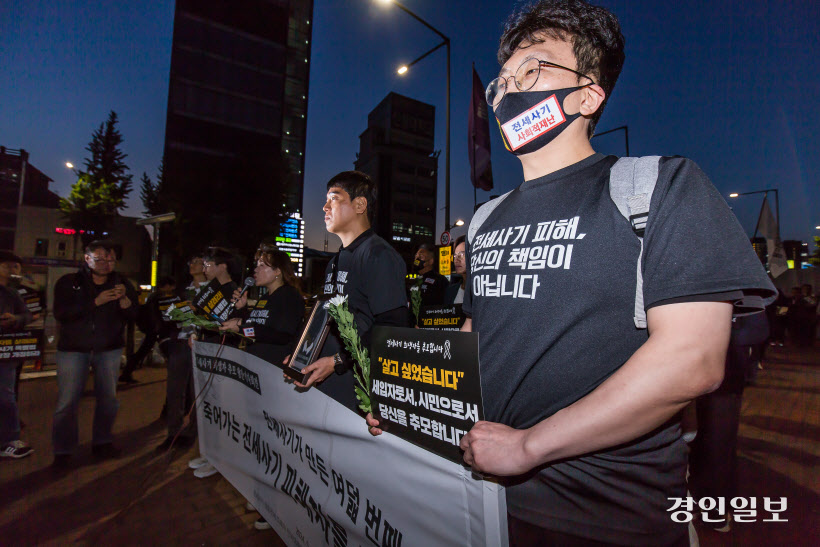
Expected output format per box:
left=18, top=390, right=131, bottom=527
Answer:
left=647, top=290, right=743, bottom=309
left=641, top=157, right=776, bottom=312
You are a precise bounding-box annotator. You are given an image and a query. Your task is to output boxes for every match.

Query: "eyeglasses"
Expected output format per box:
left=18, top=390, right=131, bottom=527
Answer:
left=202, top=262, right=214, bottom=269
left=453, top=252, right=466, bottom=260
left=486, top=57, right=594, bottom=107
left=88, top=255, right=115, bottom=263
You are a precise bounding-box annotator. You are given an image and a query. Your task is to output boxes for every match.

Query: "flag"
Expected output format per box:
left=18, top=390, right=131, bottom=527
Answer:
left=468, top=65, right=493, bottom=191
left=756, top=196, right=788, bottom=277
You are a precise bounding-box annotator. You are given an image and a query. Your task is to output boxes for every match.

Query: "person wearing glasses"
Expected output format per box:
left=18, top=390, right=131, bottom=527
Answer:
left=444, top=235, right=467, bottom=306
left=367, top=1, right=774, bottom=544
left=187, top=247, right=240, bottom=478
left=52, top=240, right=137, bottom=468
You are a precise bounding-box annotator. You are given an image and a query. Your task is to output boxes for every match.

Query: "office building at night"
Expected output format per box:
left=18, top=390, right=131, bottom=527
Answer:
left=354, top=92, right=438, bottom=266
left=162, top=0, right=313, bottom=259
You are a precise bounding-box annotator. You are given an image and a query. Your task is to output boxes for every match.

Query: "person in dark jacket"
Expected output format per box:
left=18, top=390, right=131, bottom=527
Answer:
left=220, top=245, right=304, bottom=366
left=412, top=243, right=448, bottom=309
left=51, top=240, right=137, bottom=466
left=0, top=251, right=34, bottom=459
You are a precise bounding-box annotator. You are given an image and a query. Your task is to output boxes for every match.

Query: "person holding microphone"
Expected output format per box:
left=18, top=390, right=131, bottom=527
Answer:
left=220, top=245, right=304, bottom=366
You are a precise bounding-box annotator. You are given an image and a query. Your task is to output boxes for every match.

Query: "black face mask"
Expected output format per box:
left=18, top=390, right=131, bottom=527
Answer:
left=413, top=259, right=425, bottom=272
left=494, top=85, right=586, bottom=156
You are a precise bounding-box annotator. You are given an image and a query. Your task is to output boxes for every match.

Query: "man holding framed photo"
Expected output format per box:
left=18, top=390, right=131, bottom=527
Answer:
left=291, top=171, right=411, bottom=411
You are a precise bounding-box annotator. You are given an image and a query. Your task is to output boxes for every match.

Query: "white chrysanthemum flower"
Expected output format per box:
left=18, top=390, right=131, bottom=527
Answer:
left=329, top=294, right=348, bottom=307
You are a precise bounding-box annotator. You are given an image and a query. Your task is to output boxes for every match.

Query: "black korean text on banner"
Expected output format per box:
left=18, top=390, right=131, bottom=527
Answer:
left=190, top=342, right=507, bottom=546
left=370, top=326, right=483, bottom=464
left=192, top=278, right=232, bottom=323
left=195, top=353, right=262, bottom=394
left=0, top=330, right=45, bottom=362
left=418, top=304, right=466, bottom=331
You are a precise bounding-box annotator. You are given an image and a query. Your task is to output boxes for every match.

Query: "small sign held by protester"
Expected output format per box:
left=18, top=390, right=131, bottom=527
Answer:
left=0, top=330, right=45, bottom=361
left=370, top=326, right=483, bottom=464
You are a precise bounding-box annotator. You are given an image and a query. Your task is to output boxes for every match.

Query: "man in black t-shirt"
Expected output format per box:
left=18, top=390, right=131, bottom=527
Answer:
left=292, top=171, right=410, bottom=411
left=368, top=2, right=776, bottom=545
left=411, top=243, right=448, bottom=308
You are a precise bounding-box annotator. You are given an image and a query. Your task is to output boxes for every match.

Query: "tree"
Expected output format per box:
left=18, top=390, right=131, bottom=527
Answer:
left=59, top=173, right=125, bottom=249
left=139, top=173, right=158, bottom=216
left=60, top=111, right=133, bottom=250
left=83, top=110, right=132, bottom=204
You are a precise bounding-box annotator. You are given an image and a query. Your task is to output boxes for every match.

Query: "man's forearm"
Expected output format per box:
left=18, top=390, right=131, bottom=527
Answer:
left=520, top=302, right=730, bottom=466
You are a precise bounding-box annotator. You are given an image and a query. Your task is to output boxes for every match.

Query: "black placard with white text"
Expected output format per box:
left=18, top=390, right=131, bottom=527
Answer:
left=192, top=278, right=232, bottom=323
left=0, top=330, right=45, bottom=362
left=370, top=326, right=483, bottom=464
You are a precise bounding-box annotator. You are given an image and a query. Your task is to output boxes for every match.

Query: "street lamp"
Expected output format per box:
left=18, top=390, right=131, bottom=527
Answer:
left=728, top=189, right=780, bottom=240
left=448, top=219, right=465, bottom=230
left=65, top=162, right=74, bottom=169
left=380, top=0, right=452, bottom=230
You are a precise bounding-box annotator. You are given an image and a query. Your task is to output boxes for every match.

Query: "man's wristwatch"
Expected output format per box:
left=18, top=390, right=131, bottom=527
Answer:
left=333, top=352, right=346, bottom=375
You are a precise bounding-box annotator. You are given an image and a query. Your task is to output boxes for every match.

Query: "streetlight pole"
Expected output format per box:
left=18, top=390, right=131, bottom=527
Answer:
left=591, top=125, right=629, bottom=157
left=136, top=212, right=176, bottom=290
left=382, top=0, right=451, bottom=230
left=728, top=189, right=780, bottom=240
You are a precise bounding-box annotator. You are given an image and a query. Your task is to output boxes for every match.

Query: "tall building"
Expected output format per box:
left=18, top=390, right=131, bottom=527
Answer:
left=750, top=236, right=767, bottom=265
left=354, top=92, right=438, bottom=266
left=162, top=0, right=313, bottom=260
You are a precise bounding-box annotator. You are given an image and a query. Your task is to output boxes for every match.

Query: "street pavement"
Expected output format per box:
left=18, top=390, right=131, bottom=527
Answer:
left=0, top=345, right=817, bottom=546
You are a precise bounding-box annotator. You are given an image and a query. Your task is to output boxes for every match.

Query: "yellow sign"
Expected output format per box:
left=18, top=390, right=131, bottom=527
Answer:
left=439, top=246, right=451, bottom=276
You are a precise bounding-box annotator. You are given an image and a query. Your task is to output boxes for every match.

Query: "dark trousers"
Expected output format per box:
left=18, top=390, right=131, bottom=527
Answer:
left=166, top=340, right=196, bottom=439
left=689, top=345, right=747, bottom=504
left=122, top=331, right=158, bottom=377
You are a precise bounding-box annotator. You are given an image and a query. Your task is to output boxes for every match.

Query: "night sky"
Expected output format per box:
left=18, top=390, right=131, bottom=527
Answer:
left=2, top=0, right=818, bottom=252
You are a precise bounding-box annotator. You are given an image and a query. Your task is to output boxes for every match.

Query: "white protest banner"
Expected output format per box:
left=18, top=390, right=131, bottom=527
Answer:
left=192, top=342, right=507, bottom=547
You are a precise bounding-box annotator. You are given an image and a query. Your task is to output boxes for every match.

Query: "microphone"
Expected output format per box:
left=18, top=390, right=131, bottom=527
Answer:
left=224, top=277, right=255, bottom=317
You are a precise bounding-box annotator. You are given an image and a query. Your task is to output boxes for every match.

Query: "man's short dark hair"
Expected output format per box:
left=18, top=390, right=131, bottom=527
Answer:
left=454, top=235, right=466, bottom=248
left=326, top=171, right=377, bottom=224
left=498, top=0, right=625, bottom=136
left=85, top=240, right=115, bottom=256
left=205, top=246, right=242, bottom=282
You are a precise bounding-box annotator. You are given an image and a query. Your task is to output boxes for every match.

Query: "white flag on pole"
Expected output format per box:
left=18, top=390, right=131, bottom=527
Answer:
left=757, top=197, right=788, bottom=278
